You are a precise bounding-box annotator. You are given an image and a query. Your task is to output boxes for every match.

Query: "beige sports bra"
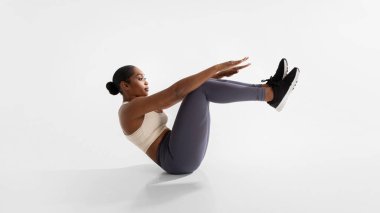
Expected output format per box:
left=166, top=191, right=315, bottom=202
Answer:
left=119, top=101, right=168, bottom=152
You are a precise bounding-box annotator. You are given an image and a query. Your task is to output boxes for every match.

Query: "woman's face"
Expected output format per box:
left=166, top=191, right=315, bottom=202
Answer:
left=124, top=67, right=149, bottom=97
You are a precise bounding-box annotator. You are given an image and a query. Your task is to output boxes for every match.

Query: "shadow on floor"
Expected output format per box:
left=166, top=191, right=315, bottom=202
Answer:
left=2, top=164, right=216, bottom=212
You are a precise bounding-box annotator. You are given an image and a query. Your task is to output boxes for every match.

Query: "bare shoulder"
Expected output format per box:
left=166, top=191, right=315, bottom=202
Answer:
left=119, top=100, right=143, bottom=120
left=121, top=97, right=145, bottom=115
left=119, top=102, right=144, bottom=135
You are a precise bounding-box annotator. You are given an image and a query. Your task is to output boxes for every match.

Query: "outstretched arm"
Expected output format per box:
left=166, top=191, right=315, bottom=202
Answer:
left=122, top=57, right=250, bottom=119
left=174, top=57, right=250, bottom=98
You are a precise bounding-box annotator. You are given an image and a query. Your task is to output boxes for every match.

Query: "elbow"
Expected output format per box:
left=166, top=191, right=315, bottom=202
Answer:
left=172, top=83, right=186, bottom=99
left=174, top=88, right=186, bottom=100
left=160, top=85, right=185, bottom=110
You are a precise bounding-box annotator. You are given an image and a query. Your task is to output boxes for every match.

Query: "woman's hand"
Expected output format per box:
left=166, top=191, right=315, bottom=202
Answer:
left=211, top=57, right=250, bottom=72
left=212, top=62, right=251, bottom=79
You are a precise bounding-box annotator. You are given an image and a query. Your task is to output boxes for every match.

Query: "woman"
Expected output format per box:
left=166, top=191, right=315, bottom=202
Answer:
left=106, top=57, right=300, bottom=174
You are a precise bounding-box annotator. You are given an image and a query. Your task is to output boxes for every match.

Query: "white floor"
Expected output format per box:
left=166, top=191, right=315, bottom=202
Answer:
left=1, top=0, right=380, bottom=212
left=2, top=158, right=379, bottom=213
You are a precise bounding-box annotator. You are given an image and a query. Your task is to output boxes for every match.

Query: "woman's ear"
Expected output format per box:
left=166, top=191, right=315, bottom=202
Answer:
left=120, top=81, right=130, bottom=94
left=120, top=81, right=127, bottom=88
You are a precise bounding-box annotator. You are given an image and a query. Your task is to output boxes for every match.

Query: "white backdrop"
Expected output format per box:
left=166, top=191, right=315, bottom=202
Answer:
left=1, top=0, right=379, bottom=212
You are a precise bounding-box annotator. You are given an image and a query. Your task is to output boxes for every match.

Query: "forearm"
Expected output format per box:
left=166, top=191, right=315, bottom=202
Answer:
left=172, top=57, right=248, bottom=98
left=173, top=67, right=218, bottom=98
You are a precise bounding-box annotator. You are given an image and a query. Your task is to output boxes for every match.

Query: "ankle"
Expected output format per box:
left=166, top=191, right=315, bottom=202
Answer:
left=264, top=87, right=274, bottom=102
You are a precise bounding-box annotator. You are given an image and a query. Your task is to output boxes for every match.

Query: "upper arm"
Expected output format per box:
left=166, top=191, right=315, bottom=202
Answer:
left=124, top=85, right=182, bottom=119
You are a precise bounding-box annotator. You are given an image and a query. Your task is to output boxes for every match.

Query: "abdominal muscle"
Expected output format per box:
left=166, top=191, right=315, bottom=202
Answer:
left=146, top=127, right=171, bottom=164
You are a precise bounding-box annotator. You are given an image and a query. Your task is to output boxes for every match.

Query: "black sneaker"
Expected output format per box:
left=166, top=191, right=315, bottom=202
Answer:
left=261, top=58, right=288, bottom=84
left=267, top=67, right=300, bottom=111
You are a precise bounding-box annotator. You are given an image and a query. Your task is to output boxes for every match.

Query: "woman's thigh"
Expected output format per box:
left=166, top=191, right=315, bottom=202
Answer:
left=159, top=83, right=211, bottom=174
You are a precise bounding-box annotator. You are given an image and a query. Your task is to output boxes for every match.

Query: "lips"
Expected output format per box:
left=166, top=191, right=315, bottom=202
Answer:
left=144, top=88, right=149, bottom=91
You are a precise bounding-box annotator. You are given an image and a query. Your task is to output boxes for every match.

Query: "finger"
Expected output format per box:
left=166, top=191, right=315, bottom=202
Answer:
left=240, top=63, right=251, bottom=68
left=214, top=57, right=249, bottom=71
left=227, top=70, right=239, bottom=75
left=233, top=63, right=251, bottom=70
left=226, top=57, right=248, bottom=66
left=242, top=62, right=251, bottom=66
left=240, top=56, right=249, bottom=61
left=227, top=71, right=238, bottom=77
left=227, top=63, right=251, bottom=71
left=233, top=57, right=249, bottom=64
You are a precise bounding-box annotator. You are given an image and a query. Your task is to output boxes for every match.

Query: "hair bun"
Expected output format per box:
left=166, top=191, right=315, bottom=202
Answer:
left=106, top=81, right=119, bottom=95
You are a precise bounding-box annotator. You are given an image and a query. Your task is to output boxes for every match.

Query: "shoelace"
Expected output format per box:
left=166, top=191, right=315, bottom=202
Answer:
left=261, top=76, right=281, bottom=86
left=261, top=76, right=281, bottom=89
left=261, top=76, right=274, bottom=83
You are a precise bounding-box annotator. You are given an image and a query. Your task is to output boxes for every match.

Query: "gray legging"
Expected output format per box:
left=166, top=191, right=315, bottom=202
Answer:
left=157, top=78, right=265, bottom=174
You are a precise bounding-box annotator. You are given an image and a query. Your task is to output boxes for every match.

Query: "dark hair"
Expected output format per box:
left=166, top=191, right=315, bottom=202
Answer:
left=106, top=65, right=136, bottom=95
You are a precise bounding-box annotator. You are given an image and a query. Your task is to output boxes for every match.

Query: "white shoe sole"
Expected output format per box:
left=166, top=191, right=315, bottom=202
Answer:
left=276, top=68, right=299, bottom=112
left=282, top=59, right=288, bottom=79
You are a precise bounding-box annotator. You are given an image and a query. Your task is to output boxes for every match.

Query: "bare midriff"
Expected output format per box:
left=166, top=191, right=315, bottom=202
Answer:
left=145, top=127, right=171, bottom=164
